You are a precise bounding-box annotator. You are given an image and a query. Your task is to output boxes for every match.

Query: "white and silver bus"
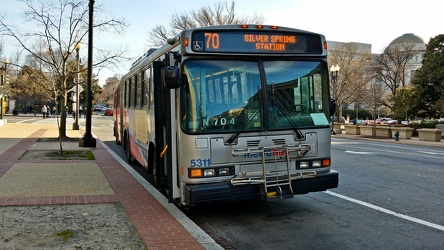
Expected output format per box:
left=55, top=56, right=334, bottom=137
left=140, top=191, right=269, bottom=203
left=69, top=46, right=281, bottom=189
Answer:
left=113, top=25, right=338, bottom=206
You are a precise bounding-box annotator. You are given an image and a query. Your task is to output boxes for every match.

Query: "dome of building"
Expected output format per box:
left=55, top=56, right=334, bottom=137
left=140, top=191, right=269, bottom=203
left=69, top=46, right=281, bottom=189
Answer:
left=388, top=33, right=425, bottom=47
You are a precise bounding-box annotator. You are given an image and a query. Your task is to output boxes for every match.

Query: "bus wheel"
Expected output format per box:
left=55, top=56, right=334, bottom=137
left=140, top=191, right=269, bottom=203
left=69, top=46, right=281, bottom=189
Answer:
left=125, top=136, right=135, bottom=164
left=148, top=147, right=159, bottom=188
left=113, top=127, right=121, bottom=145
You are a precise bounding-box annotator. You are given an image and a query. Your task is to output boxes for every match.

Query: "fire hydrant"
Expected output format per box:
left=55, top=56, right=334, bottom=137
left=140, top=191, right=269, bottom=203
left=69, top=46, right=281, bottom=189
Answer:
left=394, top=130, right=399, bottom=141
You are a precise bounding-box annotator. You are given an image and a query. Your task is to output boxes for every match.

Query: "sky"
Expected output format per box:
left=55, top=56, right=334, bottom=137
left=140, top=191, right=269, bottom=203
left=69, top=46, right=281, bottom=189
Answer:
left=1, top=0, right=442, bottom=86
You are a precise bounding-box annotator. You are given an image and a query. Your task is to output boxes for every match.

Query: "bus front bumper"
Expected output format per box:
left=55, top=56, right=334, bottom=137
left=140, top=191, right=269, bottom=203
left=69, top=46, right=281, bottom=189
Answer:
left=184, top=170, right=338, bottom=206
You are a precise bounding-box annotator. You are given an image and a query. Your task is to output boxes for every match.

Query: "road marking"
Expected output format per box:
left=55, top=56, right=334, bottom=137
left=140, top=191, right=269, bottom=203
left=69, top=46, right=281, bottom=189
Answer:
left=18, top=118, right=40, bottom=123
left=325, top=190, right=444, bottom=232
left=417, top=151, right=444, bottom=155
left=335, top=144, right=444, bottom=160
left=344, top=150, right=375, bottom=155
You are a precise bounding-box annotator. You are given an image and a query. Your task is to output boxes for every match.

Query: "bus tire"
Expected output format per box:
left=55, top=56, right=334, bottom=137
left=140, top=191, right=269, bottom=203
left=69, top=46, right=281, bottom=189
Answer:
left=148, top=146, right=159, bottom=188
left=114, top=128, right=121, bottom=145
left=125, top=134, right=135, bottom=164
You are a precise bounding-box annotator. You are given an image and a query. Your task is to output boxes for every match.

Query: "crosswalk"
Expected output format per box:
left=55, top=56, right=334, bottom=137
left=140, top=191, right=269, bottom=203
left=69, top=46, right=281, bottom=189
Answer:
left=13, top=115, right=111, bottom=129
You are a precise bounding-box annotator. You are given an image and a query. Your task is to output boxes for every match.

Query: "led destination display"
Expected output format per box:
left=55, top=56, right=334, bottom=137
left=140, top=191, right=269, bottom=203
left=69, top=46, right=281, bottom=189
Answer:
left=191, top=30, right=323, bottom=54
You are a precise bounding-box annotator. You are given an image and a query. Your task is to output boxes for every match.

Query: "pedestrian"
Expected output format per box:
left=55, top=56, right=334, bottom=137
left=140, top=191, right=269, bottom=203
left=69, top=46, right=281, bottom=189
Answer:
left=52, top=106, right=57, bottom=117
left=41, top=105, right=48, bottom=119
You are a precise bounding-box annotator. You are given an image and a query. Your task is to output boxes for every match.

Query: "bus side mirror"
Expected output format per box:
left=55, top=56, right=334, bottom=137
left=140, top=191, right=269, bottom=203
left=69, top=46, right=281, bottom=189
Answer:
left=329, top=97, right=336, bottom=116
left=163, top=66, right=180, bottom=89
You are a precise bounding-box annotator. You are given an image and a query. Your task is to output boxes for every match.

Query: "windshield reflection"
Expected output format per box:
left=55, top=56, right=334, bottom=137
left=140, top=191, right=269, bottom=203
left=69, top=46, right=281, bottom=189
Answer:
left=181, top=60, right=328, bottom=133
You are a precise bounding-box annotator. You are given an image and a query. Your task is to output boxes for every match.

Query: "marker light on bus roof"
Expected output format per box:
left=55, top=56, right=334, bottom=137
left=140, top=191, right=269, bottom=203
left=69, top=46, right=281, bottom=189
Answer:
left=270, top=26, right=279, bottom=29
left=324, top=41, right=328, bottom=50
left=240, top=24, right=249, bottom=28
left=184, top=37, right=189, bottom=47
left=255, top=25, right=264, bottom=29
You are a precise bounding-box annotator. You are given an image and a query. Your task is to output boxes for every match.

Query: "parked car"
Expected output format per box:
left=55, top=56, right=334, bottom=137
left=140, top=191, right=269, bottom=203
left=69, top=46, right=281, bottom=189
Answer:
left=331, top=116, right=346, bottom=124
left=354, top=119, right=365, bottom=125
left=93, top=105, right=106, bottom=111
left=365, top=118, right=396, bottom=125
left=401, top=120, right=410, bottom=125
left=104, top=108, right=113, bottom=116
left=376, top=118, right=397, bottom=124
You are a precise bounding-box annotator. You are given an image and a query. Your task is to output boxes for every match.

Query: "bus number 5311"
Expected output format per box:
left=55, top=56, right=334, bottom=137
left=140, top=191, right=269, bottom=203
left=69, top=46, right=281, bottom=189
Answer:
left=204, top=32, right=220, bottom=49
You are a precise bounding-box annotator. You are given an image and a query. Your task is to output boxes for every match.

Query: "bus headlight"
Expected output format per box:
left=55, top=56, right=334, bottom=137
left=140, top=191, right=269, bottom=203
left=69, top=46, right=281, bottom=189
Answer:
left=296, top=158, right=330, bottom=169
left=312, top=160, right=322, bottom=167
left=219, top=167, right=231, bottom=176
left=204, top=169, right=216, bottom=177
left=189, top=166, right=234, bottom=178
left=299, top=161, right=310, bottom=168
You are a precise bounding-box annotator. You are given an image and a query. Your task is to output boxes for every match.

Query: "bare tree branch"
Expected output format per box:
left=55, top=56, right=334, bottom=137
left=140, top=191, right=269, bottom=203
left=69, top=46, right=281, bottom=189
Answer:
left=147, top=0, right=265, bottom=47
left=329, top=43, right=372, bottom=120
left=0, top=0, right=129, bottom=138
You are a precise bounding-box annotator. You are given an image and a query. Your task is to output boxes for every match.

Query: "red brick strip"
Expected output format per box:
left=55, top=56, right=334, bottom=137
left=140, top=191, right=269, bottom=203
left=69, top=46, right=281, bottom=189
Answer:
left=0, top=128, right=204, bottom=249
left=92, top=143, right=204, bottom=249
left=0, top=129, right=46, bottom=176
left=0, top=194, right=119, bottom=206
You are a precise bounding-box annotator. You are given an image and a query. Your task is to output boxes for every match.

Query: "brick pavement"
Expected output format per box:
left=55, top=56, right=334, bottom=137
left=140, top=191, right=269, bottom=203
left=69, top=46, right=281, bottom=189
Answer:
left=0, top=123, right=220, bottom=249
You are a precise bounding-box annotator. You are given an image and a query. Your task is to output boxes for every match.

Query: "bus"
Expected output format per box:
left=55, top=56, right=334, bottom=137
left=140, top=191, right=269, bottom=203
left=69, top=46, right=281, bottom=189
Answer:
left=113, top=24, right=338, bottom=206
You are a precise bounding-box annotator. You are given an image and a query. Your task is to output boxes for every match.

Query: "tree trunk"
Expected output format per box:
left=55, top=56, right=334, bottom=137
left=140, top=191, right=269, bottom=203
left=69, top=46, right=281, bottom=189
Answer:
left=338, top=102, right=343, bottom=123
left=58, top=94, right=68, bottom=138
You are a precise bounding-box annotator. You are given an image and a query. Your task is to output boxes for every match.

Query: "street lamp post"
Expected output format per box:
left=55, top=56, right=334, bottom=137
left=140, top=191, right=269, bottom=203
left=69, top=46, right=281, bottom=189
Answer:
left=72, top=42, right=81, bottom=130
left=79, top=0, right=96, bottom=147
left=330, top=64, right=340, bottom=123
left=0, top=58, right=9, bottom=120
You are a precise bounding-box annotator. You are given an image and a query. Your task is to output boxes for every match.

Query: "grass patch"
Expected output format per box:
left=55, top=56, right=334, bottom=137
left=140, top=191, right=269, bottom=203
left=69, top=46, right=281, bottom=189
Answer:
left=46, top=150, right=95, bottom=160
left=19, top=150, right=96, bottom=160
left=54, top=229, right=75, bottom=242
left=85, top=150, right=95, bottom=160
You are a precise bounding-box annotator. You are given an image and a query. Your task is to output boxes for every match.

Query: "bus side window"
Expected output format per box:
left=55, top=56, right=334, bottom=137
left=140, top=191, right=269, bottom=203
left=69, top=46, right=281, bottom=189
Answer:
left=128, top=78, right=133, bottom=108
left=141, top=66, right=153, bottom=110
left=141, top=70, right=146, bottom=108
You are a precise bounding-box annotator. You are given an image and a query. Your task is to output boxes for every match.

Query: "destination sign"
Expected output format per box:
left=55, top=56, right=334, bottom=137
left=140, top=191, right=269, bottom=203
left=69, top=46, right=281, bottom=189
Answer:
left=191, top=30, right=322, bottom=54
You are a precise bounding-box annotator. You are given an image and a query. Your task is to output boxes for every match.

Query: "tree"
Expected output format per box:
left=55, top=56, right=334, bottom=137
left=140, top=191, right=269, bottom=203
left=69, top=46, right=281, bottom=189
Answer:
left=0, top=0, right=128, bottom=138
left=370, top=42, right=419, bottom=109
left=411, top=34, right=444, bottom=118
left=95, top=75, right=119, bottom=107
left=8, top=64, right=52, bottom=103
left=147, top=0, right=266, bottom=46
left=389, top=86, right=417, bottom=121
left=328, top=43, right=372, bottom=121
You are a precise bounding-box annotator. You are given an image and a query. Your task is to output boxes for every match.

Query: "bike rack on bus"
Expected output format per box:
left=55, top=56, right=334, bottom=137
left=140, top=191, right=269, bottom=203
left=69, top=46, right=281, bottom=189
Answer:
left=230, top=145, right=316, bottom=200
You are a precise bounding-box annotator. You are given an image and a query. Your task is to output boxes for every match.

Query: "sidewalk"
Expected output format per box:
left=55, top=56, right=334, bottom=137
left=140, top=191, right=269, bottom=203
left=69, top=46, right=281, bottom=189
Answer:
left=0, top=120, right=222, bottom=249
left=333, top=131, right=444, bottom=148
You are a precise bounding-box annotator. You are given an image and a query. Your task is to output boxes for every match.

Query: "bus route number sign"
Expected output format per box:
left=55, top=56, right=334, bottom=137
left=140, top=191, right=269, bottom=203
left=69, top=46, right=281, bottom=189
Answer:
left=191, top=30, right=322, bottom=54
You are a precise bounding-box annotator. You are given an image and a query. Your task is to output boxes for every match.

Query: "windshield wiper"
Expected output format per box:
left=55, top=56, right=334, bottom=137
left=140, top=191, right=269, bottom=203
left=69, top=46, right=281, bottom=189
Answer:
left=270, top=82, right=304, bottom=139
left=226, top=87, right=262, bottom=144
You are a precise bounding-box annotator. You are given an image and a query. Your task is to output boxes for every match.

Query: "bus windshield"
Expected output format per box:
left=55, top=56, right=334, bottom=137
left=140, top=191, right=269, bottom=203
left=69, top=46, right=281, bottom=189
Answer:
left=181, top=59, right=329, bottom=133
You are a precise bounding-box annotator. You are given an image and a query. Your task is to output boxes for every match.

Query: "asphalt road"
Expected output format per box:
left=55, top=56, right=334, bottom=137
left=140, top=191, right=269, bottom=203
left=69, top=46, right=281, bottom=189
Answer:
left=6, top=115, right=444, bottom=249
left=184, top=138, right=444, bottom=249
